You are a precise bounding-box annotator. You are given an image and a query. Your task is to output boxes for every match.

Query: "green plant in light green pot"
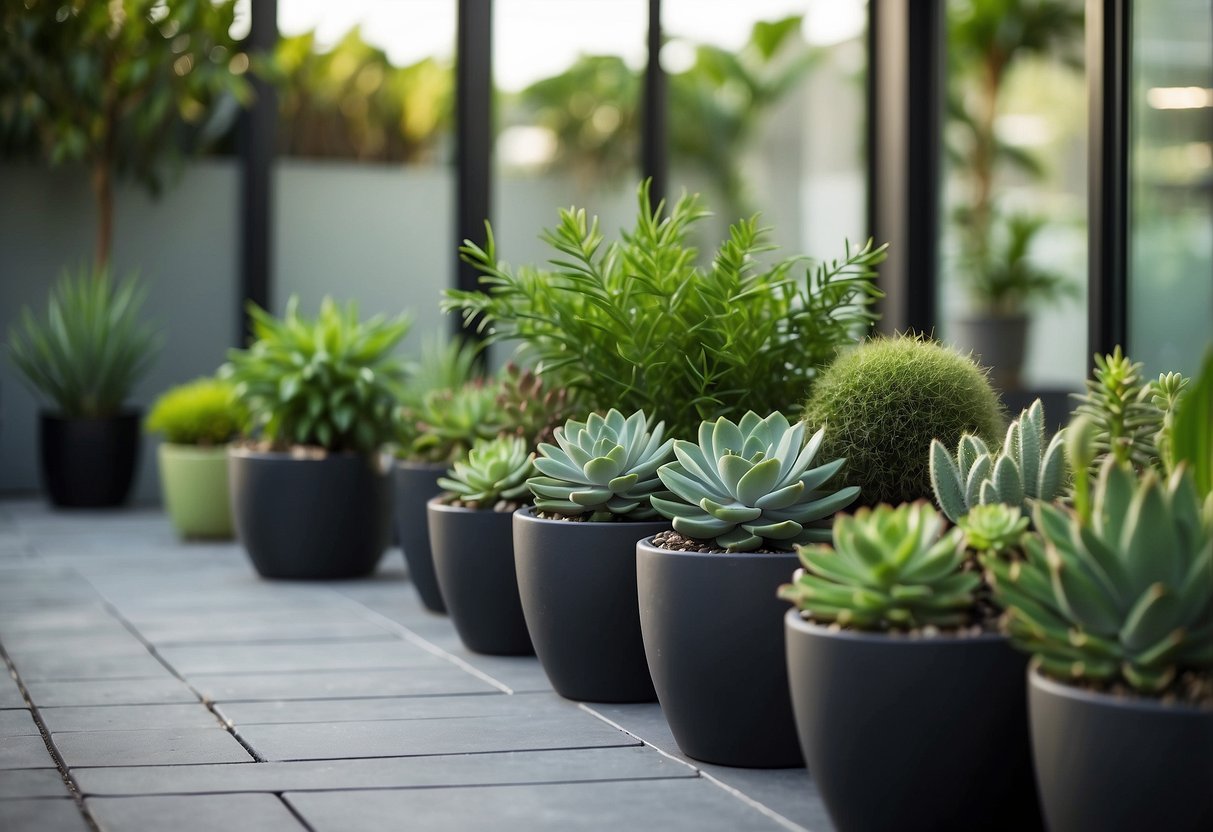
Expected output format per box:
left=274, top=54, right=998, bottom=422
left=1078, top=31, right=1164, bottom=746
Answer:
left=651, top=411, right=859, bottom=552
left=438, top=435, right=535, bottom=510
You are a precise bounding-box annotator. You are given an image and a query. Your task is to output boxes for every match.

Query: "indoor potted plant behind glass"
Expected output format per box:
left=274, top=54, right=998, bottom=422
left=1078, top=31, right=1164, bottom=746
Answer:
left=222, top=296, right=409, bottom=580
left=515, top=408, right=674, bottom=702
left=7, top=266, right=160, bottom=507
left=638, top=411, right=858, bottom=766
left=145, top=376, right=245, bottom=539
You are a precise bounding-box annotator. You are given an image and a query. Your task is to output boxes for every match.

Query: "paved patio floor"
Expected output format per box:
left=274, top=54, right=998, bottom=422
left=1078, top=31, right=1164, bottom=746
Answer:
left=0, top=500, right=833, bottom=832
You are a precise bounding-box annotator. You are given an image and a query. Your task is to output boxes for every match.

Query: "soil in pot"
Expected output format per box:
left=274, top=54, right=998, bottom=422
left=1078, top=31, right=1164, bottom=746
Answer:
left=393, top=461, right=448, bottom=613
left=428, top=498, right=532, bottom=656
left=158, top=444, right=233, bottom=539
left=40, top=411, right=140, bottom=508
left=785, top=611, right=1042, bottom=832
left=1029, top=668, right=1213, bottom=832
left=514, top=506, right=667, bottom=702
left=637, top=532, right=803, bottom=767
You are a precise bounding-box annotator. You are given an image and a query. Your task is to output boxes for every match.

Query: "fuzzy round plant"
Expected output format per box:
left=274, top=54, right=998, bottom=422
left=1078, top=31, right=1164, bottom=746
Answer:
left=145, top=377, right=245, bottom=446
left=803, top=336, right=1005, bottom=507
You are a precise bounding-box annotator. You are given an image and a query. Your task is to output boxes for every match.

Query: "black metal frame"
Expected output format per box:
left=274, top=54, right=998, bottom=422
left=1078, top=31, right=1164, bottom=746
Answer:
left=454, top=0, right=494, bottom=338
left=642, top=0, right=667, bottom=207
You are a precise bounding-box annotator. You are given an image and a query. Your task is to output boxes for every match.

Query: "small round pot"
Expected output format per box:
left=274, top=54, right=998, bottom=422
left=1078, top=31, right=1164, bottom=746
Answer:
left=392, top=461, right=448, bottom=613
left=158, top=443, right=233, bottom=539
left=1029, top=668, right=1213, bottom=832
left=428, top=498, right=532, bottom=656
left=39, top=411, right=140, bottom=508
left=229, top=448, right=390, bottom=580
left=952, top=313, right=1028, bottom=392
left=514, top=507, right=667, bottom=702
left=785, top=611, right=1041, bottom=832
left=637, top=538, right=802, bottom=767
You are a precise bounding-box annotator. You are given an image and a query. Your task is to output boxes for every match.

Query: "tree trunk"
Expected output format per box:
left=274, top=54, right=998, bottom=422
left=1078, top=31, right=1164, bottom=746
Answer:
left=92, top=160, right=113, bottom=270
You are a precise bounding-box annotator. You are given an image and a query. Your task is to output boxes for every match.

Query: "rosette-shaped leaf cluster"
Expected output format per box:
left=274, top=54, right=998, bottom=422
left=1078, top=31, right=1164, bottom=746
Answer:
left=438, top=435, right=534, bottom=509
left=527, top=409, right=674, bottom=521
left=957, top=503, right=1029, bottom=557
left=398, top=381, right=505, bottom=464
left=985, top=458, right=1213, bottom=693
left=651, top=411, right=859, bottom=552
left=779, top=502, right=979, bottom=630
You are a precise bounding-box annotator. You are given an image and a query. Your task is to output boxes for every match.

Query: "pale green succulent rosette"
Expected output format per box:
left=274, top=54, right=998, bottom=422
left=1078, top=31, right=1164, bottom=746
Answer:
left=438, top=435, right=535, bottom=509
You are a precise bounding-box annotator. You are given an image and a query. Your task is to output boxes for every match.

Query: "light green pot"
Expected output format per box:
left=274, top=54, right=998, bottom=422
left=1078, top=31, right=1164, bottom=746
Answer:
left=158, top=443, right=234, bottom=539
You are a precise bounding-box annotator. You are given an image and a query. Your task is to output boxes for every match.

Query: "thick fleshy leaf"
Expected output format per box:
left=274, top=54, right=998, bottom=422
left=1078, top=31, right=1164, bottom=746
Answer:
left=700, top=497, right=762, bottom=523
left=717, top=526, right=763, bottom=552
left=718, top=453, right=753, bottom=494
left=755, top=480, right=805, bottom=510
left=930, top=439, right=966, bottom=522
left=675, top=515, right=739, bottom=539
left=736, top=457, right=782, bottom=505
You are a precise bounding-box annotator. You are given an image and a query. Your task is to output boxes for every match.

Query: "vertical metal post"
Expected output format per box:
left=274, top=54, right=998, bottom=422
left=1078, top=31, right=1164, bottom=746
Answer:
left=642, top=0, right=667, bottom=208
left=455, top=0, right=494, bottom=339
left=238, top=0, right=277, bottom=341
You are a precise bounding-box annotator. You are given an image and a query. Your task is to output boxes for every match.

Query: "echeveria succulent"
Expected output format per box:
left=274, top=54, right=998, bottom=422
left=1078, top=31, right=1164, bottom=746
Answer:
left=438, top=435, right=534, bottom=509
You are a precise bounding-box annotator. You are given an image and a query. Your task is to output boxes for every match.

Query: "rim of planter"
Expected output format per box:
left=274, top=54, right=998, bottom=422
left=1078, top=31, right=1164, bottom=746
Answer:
left=40, top=409, right=140, bottom=421
left=228, top=446, right=380, bottom=463
left=637, top=534, right=795, bottom=561
left=159, top=443, right=231, bottom=457
left=518, top=506, right=669, bottom=529
left=784, top=608, right=1009, bottom=646
left=1029, top=664, right=1213, bottom=716
left=394, top=458, right=449, bottom=472
left=428, top=496, right=516, bottom=516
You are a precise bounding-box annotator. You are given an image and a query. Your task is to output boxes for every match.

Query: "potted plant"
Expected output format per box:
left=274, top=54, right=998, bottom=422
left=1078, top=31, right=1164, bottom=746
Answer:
left=428, top=435, right=535, bottom=655
left=634, top=411, right=857, bottom=766
left=780, top=501, right=1043, bottom=831
left=222, top=297, right=410, bottom=580
left=7, top=266, right=160, bottom=507
left=145, top=377, right=245, bottom=539
left=514, top=408, right=675, bottom=702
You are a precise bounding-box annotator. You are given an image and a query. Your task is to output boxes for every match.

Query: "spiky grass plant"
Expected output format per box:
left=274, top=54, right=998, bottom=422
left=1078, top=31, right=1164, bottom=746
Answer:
left=527, top=409, right=674, bottom=521
left=651, top=411, right=859, bottom=552
left=145, top=378, right=245, bottom=446
left=438, top=435, right=534, bottom=510
left=779, top=502, right=979, bottom=630
left=803, top=336, right=1005, bottom=507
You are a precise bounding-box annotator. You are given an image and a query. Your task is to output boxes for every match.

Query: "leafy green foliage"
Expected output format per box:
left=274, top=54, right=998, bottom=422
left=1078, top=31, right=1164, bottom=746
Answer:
left=495, top=363, right=573, bottom=450
left=985, top=459, right=1213, bottom=693
left=447, top=182, right=887, bottom=440
left=959, top=212, right=1078, bottom=314
left=401, top=336, right=485, bottom=405
left=930, top=398, right=1067, bottom=523
left=1171, top=348, right=1213, bottom=497
left=223, top=297, right=409, bottom=454
left=779, top=502, right=980, bottom=630
left=803, top=336, right=1005, bottom=507
left=397, top=381, right=505, bottom=464
left=528, top=409, right=674, bottom=521
left=145, top=377, right=244, bottom=446
left=438, top=435, right=534, bottom=509
left=7, top=264, right=160, bottom=418
left=652, top=412, right=859, bottom=552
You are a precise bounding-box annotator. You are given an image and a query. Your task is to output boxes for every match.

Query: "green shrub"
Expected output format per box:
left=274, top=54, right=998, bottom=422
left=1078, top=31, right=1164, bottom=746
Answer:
left=803, top=336, right=1005, bottom=506
left=7, top=265, right=160, bottom=418
left=146, top=378, right=244, bottom=445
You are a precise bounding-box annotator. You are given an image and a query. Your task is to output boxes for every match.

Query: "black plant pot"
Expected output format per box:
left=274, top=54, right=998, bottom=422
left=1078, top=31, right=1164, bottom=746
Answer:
left=1029, top=668, right=1213, bottom=832
left=229, top=448, right=390, bottom=580
left=637, top=539, right=802, bottom=767
left=514, top=507, right=667, bottom=702
left=785, top=611, right=1042, bottom=832
left=39, top=411, right=140, bottom=508
left=392, top=461, right=448, bottom=613
left=427, top=499, right=533, bottom=656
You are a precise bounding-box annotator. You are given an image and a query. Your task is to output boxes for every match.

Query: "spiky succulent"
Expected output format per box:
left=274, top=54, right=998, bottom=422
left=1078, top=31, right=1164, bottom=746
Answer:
left=651, top=412, right=859, bottom=552
left=497, top=363, right=574, bottom=449
left=779, top=502, right=980, bottom=630
left=527, top=409, right=674, bottom=521
left=958, top=503, right=1030, bottom=557
left=437, top=435, right=534, bottom=509
left=984, top=458, right=1213, bottom=693
left=930, top=399, right=1067, bottom=523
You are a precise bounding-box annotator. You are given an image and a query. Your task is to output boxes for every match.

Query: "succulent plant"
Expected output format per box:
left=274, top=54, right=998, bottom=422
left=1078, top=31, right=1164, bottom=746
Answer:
left=651, top=411, right=859, bottom=552
left=497, top=363, right=573, bottom=449
left=779, top=502, right=980, bottom=630
left=527, top=409, right=674, bottom=521
left=145, top=377, right=246, bottom=446
left=984, top=457, right=1213, bottom=693
left=930, top=399, right=1066, bottom=523
left=957, top=503, right=1029, bottom=557
left=438, top=435, right=535, bottom=509
left=397, top=380, right=506, bottom=464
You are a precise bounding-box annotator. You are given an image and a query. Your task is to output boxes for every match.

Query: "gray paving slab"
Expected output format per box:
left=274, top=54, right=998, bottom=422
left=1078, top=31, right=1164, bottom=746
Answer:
left=22, top=677, right=199, bottom=707
left=87, top=794, right=305, bottom=832
left=0, top=767, right=71, bottom=798
left=215, top=691, right=557, bottom=726
left=0, top=735, right=55, bottom=769
left=157, top=640, right=446, bottom=675
left=52, top=727, right=253, bottom=767
left=0, top=609, right=122, bottom=637
left=0, top=708, right=39, bottom=736
left=237, top=710, right=637, bottom=761
left=75, top=746, right=695, bottom=796
left=0, top=798, right=90, bottom=832
left=287, top=779, right=788, bottom=832
left=8, top=652, right=169, bottom=682
left=38, top=704, right=221, bottom=734
left=190, top=666, right=495, bottom=702
left=135, top=617, right=394, bottom=645
left=0, top=672, right=27, bottom=708
left=0, top=632, right=149, bottom=654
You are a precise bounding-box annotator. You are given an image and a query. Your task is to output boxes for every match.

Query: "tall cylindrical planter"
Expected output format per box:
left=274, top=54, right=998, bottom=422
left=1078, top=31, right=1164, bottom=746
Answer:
left=392, top=461, right=448, bottom=613
left=158, top=444, right=233, bottom=539
left=952, top=313, right=1028, bottom=392
left=39, top=411, right=140, bottom=508
left=428, top=499, right=532, bottom=656
left=1029, top=669, right=1213, bottom=832
left=514, top=507, right=666, bottom=702
left=637, top=539, right=802, bottom=767
left=229, top=448, right=390, bottom=580
left=785, top=611, right=1042, bottom=832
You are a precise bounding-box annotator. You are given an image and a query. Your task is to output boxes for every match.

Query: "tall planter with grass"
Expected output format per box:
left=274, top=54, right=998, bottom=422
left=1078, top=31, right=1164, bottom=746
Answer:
left=7, top=267, right=160, bottom=507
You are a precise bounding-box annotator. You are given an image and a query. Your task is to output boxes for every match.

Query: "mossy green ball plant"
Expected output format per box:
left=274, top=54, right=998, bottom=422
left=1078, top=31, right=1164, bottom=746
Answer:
left=145, top=378, right=245, bottom=446
left=803, top=336, right=1005, bottom=507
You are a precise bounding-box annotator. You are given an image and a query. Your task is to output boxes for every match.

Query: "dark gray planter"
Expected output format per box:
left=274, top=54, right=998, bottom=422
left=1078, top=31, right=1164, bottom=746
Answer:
left=637, top=538, right=802, bottom=767
left=393, top=461, right=448, bottom=613
left=229, top=448, right=390, bottom=580
left=514, top=507, right=667, bottom=702
left=953, top=313, right=1028, bottom=392
left=1029, top=668, right=1213, bottom=832
left=785, top=611, right=1042, bottom=832
left=428, top=498, right=533, bottom=656
left=40, top=411, right=140, bottom=508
